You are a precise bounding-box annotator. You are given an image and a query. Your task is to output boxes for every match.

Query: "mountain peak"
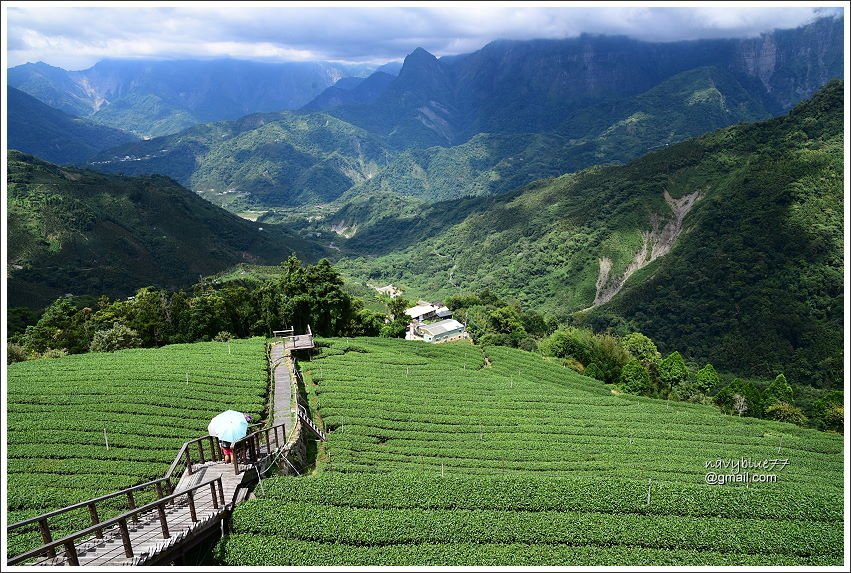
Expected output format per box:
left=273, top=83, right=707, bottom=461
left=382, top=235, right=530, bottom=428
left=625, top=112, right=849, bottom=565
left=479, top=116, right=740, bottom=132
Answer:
left=405, top=47, right=437, bottom=64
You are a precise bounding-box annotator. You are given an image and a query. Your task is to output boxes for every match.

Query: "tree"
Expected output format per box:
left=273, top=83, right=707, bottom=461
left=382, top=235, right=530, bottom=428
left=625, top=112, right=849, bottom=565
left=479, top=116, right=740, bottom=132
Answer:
left=90, top=323, right=142, bottom=353
left=621, top=332, right=661, bottom=368
left=620, top=359, right=652, bottom=395
left=659, top=351, right=689, bottom=393
left=589, top=334, right=630, bottom=385
left=22, top=298, right=89, bottom=354
left=695, top=363, right=720, bottom=394
left=763, top=373, right=794, bottom=407
left=732, top=394, right=748, bottom=416
left=540, top=327, right=594, bottom=366
left=811, top=391, right=844, bottom=433
left=715, top=378, right=763, bottom=417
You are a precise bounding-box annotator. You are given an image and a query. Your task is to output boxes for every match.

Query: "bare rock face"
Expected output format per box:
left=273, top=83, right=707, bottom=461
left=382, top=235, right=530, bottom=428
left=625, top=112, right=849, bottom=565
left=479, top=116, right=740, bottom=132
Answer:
left=593, top=189, right=700, bottom=307
left=733, top=16, right=844, bottom=110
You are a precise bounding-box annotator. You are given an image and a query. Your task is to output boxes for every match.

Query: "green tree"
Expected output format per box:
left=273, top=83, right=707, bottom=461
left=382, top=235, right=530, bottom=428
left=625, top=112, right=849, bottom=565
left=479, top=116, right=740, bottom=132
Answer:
left=621, top=332, right=661, bottom=368
left=540, top=327, right=594, bottom=366
left=22, top=298, right=89, bottom=354
left=588, top=334, right=630, bottom=385
left=619, top=359, right=652, bottom=395
left=811, top=390, right=844, bottom=432
left=694, top=363, right=721, bottom=394
left=715, top=378, right=763, bottom=417
left=659, top=351, right=689, bottom=393
left=763, top=373, right=794, bottom=406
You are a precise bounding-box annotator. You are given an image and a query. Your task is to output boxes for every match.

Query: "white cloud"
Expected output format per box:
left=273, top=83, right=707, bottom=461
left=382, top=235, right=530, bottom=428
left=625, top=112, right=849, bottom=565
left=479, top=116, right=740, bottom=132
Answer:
left=4, top=3, right=843, bottom=70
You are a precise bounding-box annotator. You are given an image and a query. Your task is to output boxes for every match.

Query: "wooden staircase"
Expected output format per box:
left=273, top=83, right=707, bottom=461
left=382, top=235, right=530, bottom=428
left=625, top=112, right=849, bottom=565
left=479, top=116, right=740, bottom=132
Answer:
left=7, top=423, right=287, bottom=566
left=298, top=404, right=326, bottom=441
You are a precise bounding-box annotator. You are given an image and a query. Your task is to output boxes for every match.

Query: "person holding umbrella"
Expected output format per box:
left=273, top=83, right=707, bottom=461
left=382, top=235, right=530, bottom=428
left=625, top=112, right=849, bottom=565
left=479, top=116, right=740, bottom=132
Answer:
left=208, top=410, right=252, bottom=464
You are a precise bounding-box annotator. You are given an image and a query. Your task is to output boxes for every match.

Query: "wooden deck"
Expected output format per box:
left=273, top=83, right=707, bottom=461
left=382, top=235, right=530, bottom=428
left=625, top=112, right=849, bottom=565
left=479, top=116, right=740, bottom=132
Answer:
left=8, top=340, right=305, bottom=567
left=284, top=334, right=315, bottom=351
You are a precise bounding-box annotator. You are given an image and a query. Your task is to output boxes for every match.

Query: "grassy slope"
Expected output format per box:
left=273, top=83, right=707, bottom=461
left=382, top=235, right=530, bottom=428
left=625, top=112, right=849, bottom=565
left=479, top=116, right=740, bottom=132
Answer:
left=217, top=338, right=843, bottom=566
left=6, top=151, right=326, bottom=308
left=332, top=81, right=844, bottom=387
left=6, top=338, right=269, bottom=558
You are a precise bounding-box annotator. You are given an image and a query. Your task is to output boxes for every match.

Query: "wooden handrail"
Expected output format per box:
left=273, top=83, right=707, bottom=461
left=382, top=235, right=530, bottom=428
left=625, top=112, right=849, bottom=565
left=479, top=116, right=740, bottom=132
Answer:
left=8, top=476, right=225, bottom=566
left=230, top=421, right=287, bottom=474
left=8, top=477, right=170, bottom=531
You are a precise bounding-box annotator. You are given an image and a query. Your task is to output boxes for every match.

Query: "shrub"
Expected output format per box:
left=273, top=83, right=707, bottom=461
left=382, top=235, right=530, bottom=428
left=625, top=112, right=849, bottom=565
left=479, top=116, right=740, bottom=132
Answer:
left=40, top=348, right=68, bottom=359
left=90, top=322, right=142, bottom=353
left=7, top=342, right=29, bottom=364
left=764, top=402, right=807, bottom=426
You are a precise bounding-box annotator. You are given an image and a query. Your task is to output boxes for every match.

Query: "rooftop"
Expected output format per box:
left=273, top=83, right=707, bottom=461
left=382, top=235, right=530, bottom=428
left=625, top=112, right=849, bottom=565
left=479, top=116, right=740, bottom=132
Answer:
left=419, top=319, right=465, bottom=336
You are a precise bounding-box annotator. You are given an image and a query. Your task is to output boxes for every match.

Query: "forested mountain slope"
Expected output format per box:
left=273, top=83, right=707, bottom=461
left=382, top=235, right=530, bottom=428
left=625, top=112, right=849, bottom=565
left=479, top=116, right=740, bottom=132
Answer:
left=334, top=81, right=844, bottom=388
left=7, top=87, right=138, bottom=165
left=6, top=151, right=325, bottom=308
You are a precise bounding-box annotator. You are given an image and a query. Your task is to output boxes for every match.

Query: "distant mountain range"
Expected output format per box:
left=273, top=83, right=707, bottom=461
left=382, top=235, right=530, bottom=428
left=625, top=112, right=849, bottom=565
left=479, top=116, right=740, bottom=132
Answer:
left=308, top=17, right=843, bottom=147
left=75, top=16, right=842, bottom=210
left=6, top=151, right=326, bottom=308
left=8, top=59, right=385, bottom=137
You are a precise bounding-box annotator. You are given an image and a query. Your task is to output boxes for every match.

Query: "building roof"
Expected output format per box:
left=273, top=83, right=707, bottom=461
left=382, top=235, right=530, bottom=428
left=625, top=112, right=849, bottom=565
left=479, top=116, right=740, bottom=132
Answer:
left=419, top=319, right=465, bottom=336
left=435, top=306, right=452, bottom=318
left=405, top=304, right=437, bottom=318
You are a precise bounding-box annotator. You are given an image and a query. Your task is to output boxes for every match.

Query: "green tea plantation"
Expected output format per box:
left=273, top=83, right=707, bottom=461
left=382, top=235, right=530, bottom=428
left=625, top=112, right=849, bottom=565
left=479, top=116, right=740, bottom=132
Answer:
left=6, top=338, right=268, bottom=557
left=216, top=338, right=844, bottom=566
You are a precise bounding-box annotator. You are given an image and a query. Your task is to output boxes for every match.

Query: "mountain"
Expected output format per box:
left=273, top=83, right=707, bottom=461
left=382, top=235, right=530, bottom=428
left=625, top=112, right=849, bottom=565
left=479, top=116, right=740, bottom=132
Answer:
left=88, top=112, right=392, bottom=209
left=7, top=87, right=138, bottom=165
left=8, top=59, right=378, bottom=137
left=329, top=65, right=771, bottom=203
left=331, top=81, right=844, bottom=389
left=6, top=151, right=326, bottom=308
left=87, top=17, right=842, bottom=214
left=302, top=71, right=396, bottom=111
left=86, top=58, right=778, bottom=212
left=313, top=17, right=843, bottom=148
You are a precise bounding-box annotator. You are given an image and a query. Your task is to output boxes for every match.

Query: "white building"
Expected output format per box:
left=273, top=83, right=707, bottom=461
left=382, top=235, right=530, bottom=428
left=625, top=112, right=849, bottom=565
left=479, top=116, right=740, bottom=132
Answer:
left=404, top=302, right=452, bottom=322
left=413, top=319, right=467, bottom=344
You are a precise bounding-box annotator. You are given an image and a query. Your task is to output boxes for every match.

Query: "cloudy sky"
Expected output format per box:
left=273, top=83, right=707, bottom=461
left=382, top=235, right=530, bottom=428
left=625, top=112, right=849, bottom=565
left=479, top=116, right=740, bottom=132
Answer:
left=3, top=2, right=845, bottom=71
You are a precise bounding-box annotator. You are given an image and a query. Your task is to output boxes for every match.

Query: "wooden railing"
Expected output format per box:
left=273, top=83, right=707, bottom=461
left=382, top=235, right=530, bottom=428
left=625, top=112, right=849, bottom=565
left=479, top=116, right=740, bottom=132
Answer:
left=7, top=477, right=173, bottom=561
left=166, top=434, right=224, bottom=483
left=230, top=421, right=288, bottom=475
left=298, top=404, right=326, bottom=441
left=8, top=477, right=225, bottom=566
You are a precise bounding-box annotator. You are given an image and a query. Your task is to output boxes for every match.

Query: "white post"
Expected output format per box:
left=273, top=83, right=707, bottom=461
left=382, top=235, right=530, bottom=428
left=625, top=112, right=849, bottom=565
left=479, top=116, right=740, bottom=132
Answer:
left=186, top=372, right=189, bottom=385
left=104, top=428, right=109, bottom=450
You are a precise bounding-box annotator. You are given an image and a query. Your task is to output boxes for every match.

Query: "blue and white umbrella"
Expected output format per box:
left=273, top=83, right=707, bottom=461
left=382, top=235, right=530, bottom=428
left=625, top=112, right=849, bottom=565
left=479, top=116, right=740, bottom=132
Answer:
left=208, top=410, right=249, bottom=443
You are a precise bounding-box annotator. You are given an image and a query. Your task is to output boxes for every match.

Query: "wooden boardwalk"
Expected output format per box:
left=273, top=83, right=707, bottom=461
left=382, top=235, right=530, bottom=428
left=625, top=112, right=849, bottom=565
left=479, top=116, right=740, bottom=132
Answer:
left=270, top=342, right=295, bottom=430
left=284, top=334, right=315, bottom=351
left=8, top=336, right=313, bottom=567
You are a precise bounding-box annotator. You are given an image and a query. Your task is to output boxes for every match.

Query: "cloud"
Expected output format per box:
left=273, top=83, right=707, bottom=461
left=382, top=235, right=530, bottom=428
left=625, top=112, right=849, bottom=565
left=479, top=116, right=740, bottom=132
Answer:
left=4, top=4, right=843, bottom=70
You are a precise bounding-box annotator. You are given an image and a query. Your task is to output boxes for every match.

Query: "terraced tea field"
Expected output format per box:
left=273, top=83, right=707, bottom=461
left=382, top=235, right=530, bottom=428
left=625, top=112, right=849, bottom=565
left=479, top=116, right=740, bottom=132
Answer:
left=218, top=337, right=844, bottom=566
left=6, top=338, right=269, bottom=557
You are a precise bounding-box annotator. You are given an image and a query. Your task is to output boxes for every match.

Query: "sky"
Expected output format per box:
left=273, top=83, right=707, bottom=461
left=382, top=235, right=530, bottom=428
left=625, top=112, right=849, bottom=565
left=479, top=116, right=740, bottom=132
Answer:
left=2, top=2, right=847, bottom=71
